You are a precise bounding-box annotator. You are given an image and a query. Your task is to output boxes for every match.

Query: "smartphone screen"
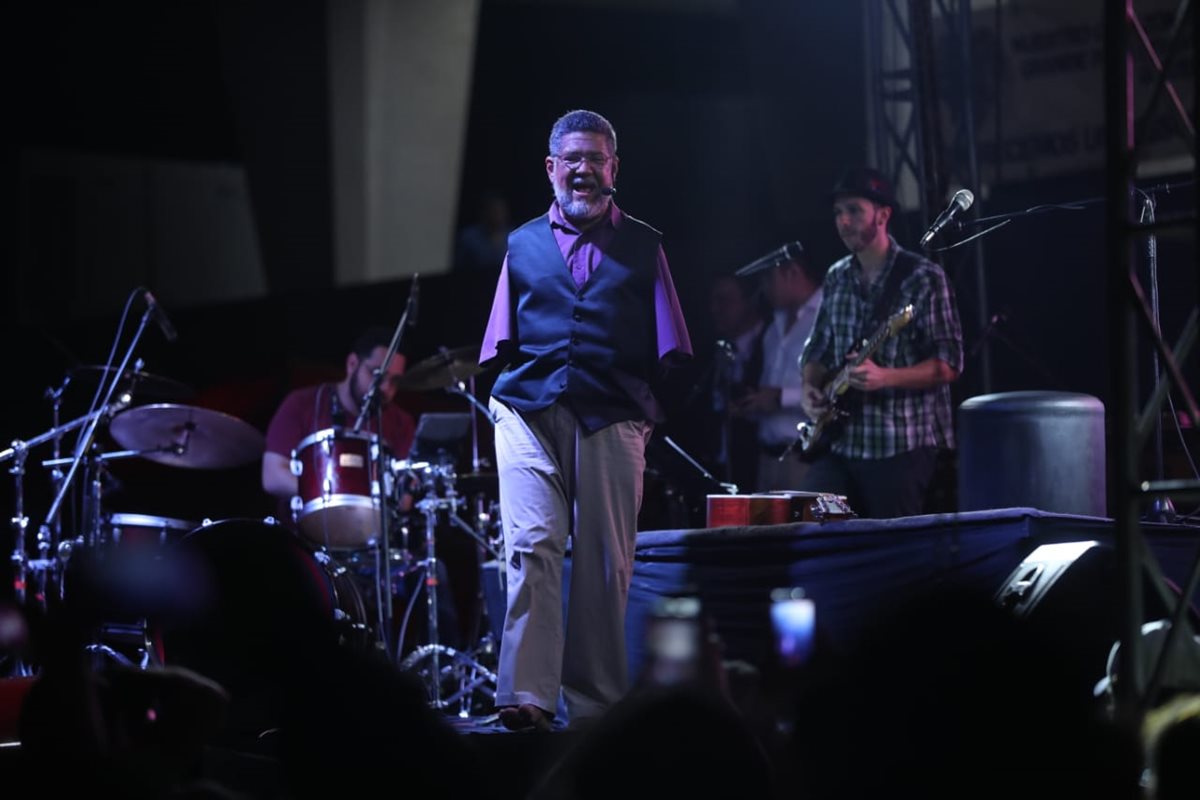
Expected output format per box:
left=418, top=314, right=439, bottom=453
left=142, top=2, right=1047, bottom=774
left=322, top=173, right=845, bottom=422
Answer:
left=645, top=596, right=702, bottom=686
left=771, top=588, right=815, bottom=668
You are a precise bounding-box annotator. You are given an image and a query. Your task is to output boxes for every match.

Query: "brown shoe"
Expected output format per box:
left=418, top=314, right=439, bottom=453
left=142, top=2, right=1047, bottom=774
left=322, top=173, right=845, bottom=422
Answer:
left=497, top=703, right=553, bottom=732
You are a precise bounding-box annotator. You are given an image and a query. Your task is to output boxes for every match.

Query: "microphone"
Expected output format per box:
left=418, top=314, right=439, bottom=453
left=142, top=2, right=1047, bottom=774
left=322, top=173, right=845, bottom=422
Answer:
left=919, top=188, right=975, bottom=247
left=734, top=241, right=804, bottom=278
left=600, top=186, right=617, bottom=196
left=143, top=291, right=178, bottom=343
left=407, top=276, right=420, bottom=328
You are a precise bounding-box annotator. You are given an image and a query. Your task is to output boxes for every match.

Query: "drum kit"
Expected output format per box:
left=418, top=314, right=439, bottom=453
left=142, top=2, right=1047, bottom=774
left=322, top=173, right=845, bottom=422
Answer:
left=2, top=359, right=268, bottom=669
left=3, top=343, right=507, bottom=719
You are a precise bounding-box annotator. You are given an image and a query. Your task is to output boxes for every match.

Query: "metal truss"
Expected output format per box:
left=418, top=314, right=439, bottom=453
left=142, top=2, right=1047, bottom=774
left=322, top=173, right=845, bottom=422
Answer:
left=1105, top=0, right=1200, bottom=722
left=867, top=0, right=993, bottom=390
left=876, top=0, right=1200, bottom=722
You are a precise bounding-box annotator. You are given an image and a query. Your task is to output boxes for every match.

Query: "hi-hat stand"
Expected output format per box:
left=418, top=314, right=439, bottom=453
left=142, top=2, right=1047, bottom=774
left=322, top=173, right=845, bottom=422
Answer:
left=395, top=462, right=499, bottom=716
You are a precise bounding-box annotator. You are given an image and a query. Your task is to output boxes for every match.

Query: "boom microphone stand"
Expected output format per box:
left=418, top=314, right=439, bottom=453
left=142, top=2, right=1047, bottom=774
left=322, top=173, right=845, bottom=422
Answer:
left=353, top=275, right=419, bottom=654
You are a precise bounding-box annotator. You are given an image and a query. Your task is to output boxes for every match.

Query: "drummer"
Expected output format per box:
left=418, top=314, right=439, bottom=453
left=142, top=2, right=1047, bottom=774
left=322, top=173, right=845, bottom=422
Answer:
left=261, top=325, right=417, bottom=517
left=263, top=327, right=466, bottom=653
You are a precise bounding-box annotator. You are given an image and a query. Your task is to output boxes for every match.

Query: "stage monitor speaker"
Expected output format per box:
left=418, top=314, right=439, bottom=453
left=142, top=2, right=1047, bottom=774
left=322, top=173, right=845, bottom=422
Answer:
left=959, top=391, right=1105, bottom=515
left=997, top=541, right=1200, bottom=702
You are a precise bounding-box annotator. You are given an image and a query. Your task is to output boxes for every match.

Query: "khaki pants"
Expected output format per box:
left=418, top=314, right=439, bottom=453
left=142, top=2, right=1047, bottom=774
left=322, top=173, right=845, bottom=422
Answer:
left=490, top=399, right=651, bottom=722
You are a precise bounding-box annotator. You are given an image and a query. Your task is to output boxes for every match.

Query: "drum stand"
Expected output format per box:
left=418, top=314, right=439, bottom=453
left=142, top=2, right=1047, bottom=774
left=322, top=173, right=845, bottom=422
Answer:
left=42, top=448, right=169, bottom=671
left=396, top=467, right=498, bottom=716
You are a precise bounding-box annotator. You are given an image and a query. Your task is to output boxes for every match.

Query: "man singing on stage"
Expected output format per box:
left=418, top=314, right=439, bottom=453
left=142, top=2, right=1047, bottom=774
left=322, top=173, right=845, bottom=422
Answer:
left=480, top=109, right=691, bottom=731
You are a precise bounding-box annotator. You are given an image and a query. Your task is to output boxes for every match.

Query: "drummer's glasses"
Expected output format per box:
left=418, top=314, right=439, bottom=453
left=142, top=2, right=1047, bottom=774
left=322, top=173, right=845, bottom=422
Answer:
left=553, top=152, right=610, bottom=170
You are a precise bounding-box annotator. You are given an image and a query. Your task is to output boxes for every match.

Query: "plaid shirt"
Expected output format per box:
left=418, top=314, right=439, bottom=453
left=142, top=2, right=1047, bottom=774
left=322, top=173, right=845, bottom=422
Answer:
left=800, top=237, right=963, bottom=459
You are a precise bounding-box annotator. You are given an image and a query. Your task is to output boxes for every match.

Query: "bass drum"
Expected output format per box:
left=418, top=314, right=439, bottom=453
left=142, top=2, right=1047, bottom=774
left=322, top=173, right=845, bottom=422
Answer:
left=158, top=518, right=371, bottom=727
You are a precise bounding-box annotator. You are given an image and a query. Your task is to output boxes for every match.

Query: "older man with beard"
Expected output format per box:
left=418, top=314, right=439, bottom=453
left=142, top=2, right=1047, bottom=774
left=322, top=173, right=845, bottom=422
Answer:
left=480, top=109, right=691, bottom=731
left=797, top=167, right=963, bottom=519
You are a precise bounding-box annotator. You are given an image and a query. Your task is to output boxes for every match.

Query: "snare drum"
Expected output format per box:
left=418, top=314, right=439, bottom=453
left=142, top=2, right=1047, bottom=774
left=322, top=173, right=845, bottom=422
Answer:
left=291, top=428, right=387, bottom=549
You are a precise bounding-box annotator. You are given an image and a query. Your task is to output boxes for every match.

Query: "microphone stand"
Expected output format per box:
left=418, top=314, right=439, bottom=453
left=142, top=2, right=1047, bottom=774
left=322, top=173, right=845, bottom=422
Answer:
left=40, top=307, right=153, bottom=563
left=1141, top=192, right=1176, bottom=523
left=713, top=341, right=736, bottom=484
left=663, top=436, right=739, bottom=496
left=953, top=179, right=1194, bottom=233
left=353, top=275, right=418, bottom=656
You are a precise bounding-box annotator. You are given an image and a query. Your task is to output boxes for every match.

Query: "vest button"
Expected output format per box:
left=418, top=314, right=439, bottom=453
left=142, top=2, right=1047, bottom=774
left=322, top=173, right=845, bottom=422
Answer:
left=573, top=311, right=582, bottom=321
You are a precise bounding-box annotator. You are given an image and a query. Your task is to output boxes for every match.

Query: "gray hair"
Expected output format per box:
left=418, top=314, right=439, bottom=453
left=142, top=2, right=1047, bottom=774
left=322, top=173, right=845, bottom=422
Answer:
left=548, top=109, right=617, bottom=156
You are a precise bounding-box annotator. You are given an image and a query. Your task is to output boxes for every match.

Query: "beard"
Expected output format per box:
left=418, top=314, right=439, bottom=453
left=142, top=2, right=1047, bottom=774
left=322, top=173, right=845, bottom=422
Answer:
left=555, top=186, right=607, bottom=225
left=350, top=374, right=369, bottom=411
left=846, top=217, right=883, bottom=252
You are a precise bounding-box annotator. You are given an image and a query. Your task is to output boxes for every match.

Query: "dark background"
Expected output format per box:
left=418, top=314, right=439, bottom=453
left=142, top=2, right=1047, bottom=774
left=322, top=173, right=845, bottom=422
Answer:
left=3, top=0, right=1196, bottom=545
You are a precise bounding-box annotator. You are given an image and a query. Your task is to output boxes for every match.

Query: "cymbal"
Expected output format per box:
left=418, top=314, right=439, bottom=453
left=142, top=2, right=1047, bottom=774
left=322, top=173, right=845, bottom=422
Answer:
left=69, top=365, right=194, bottom=402
left=109, top=403, right=265, bottom=469
left=394, top=344, right=488, bottom=392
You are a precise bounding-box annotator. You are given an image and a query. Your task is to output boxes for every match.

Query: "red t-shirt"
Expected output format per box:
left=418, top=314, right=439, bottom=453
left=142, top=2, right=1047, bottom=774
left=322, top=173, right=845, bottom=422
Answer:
left=264, top=383, right=416, bottom=460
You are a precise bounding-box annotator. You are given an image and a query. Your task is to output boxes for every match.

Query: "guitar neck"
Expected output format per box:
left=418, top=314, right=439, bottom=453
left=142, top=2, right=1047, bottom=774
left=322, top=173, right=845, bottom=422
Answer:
left=824, top=311, right=908, bottom=401
left=856, top=321, right=892, bottom=363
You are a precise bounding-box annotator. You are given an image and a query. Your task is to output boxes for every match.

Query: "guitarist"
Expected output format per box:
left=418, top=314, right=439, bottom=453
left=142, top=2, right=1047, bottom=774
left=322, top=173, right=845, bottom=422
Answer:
left=797, top=168, right=963, bottom=518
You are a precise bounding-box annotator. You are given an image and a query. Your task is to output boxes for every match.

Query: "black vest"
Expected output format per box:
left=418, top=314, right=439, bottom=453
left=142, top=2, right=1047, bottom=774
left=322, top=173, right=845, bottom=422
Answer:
left=490, top=212, right=663, bottom=432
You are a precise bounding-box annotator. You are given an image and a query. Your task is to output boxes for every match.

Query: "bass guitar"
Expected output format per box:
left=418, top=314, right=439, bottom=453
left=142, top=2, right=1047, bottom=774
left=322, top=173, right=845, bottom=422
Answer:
left=795, top=304, right=914, bottom=458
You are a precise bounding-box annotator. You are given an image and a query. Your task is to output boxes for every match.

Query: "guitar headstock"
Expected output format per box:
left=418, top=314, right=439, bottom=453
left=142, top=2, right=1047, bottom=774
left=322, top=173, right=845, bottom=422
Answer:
left=888, top=304, right=915, bottom=336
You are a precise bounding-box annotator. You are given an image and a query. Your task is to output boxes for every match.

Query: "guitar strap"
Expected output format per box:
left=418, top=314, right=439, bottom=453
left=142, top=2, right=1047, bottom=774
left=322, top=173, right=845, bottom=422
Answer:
left=860, top=247, right=920, bottom=344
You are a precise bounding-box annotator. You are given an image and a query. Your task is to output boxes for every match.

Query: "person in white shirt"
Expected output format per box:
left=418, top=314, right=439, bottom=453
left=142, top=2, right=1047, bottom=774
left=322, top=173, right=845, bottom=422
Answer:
left=706, top=274, right=767, bottom=489
left=731, top=251, right=824, bottom=491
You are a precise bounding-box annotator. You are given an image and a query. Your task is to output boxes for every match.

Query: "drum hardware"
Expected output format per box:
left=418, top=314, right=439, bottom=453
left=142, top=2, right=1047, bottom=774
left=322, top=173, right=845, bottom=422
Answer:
left=336, top=276, right=419, bottom=660
left=4, top=290, right=229, bottom=678
left=3, top=398, right=141, bottom=661
left=445, top=375, right=497, bottom=472
left=67, top=364, right=195, bottom=404
left=309, top=547, right=373, bottom=646
left=39, top=289, right=172, bottom=567
left=388, top=343, right=508, bottom=714
left=84, top=622, right=158, bottom=670
left=391, top=460, right=500, bottom=716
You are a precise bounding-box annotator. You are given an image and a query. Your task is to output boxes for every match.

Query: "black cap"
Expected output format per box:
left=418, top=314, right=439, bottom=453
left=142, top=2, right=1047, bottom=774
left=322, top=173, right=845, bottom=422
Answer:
left=831, top=167, right=896, bottom=208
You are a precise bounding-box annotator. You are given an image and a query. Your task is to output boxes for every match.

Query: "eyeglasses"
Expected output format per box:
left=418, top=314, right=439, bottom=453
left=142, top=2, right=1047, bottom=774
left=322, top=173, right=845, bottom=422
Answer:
left=553, top=152, right=611, bottom=169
